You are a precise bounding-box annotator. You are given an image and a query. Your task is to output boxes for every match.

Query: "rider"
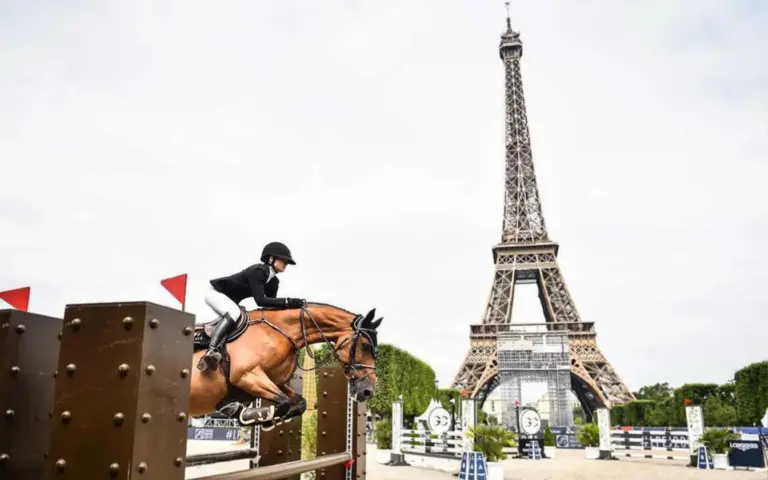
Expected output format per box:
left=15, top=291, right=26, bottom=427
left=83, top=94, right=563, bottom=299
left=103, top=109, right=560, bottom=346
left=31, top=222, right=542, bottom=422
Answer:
left=197, top=241, right=307, bottom=371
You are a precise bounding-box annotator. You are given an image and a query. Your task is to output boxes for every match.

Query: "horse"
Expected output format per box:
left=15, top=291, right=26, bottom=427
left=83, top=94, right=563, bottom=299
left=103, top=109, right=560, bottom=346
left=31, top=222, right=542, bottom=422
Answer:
left=189, top=302, right=382, bottom=429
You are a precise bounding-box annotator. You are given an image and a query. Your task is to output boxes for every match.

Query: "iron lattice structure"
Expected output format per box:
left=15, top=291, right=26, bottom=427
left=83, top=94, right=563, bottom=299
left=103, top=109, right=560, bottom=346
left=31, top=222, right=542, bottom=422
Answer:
left=451, top=15, right=635, bottom=421
left=497, top=329, right=573, bottom=428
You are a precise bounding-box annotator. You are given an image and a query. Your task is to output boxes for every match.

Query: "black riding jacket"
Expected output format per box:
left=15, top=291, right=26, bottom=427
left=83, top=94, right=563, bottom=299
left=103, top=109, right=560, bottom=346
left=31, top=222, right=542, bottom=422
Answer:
left=209, top=264, right=291, bottom=309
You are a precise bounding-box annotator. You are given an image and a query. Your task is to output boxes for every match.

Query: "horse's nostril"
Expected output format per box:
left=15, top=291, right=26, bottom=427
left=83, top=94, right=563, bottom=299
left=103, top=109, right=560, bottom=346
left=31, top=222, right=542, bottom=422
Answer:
left=362, top=388, right=373, bottom=398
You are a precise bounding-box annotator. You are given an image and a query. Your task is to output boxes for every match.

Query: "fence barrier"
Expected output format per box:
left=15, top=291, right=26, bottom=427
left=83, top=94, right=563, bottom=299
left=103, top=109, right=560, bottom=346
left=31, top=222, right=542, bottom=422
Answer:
left=1, top=302, right=365, bottom=480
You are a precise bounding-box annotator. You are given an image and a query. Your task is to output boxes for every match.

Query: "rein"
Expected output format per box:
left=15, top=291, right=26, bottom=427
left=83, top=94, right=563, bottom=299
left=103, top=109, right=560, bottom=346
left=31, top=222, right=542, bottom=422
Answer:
left=248, top=307, right=377, bottom=385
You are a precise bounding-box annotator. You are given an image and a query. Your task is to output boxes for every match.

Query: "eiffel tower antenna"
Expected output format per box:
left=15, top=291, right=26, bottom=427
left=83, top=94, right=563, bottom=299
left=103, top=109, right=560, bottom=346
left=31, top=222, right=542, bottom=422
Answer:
left=451, top=8, right=635, bottom=424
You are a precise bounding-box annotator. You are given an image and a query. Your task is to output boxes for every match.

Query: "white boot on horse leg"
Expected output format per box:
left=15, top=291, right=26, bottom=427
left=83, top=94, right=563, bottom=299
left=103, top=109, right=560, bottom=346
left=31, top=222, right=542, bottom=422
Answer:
left=230, top=366, right=292, bottom=426
left=238, top=404, right=275, bottom=426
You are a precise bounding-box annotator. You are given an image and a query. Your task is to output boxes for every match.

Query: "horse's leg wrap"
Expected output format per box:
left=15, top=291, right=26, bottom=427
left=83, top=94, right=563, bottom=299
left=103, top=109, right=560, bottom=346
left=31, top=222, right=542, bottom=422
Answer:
left=230, top=367, right=294, bottom=427
left=238, top=404, right=275, bottom=426
left=254, top=402, right=292, bottom=432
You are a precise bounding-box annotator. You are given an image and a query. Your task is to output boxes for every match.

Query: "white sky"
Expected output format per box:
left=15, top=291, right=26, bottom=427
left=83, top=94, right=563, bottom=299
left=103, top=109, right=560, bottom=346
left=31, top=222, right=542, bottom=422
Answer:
left=2, top=1, right=766, bottom=394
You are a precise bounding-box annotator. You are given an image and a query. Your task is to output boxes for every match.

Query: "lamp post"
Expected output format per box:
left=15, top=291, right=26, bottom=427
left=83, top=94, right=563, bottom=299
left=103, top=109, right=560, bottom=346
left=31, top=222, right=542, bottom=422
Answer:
left=449, top=398, right=456, bottom=431
left=515, top=400, right=522, bottom=457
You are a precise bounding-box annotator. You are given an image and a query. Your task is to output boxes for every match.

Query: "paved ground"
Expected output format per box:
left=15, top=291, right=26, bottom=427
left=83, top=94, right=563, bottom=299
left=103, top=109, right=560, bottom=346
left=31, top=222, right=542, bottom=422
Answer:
left=367, top=445, right=765, bottom=480
left=495, top=449, right=764, bottom=480
left=185, top=441, right=766, bottom=479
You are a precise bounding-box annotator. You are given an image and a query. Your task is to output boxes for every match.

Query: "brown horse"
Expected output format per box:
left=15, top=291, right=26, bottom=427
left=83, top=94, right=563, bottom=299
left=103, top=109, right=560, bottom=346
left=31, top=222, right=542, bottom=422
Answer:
left=189, top=302, right=381, bottom=428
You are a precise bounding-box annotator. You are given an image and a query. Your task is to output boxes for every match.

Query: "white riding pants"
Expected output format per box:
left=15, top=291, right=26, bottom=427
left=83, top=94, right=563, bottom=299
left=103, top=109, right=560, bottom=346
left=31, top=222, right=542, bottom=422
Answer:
left=204, top=287, right=242, bottom=320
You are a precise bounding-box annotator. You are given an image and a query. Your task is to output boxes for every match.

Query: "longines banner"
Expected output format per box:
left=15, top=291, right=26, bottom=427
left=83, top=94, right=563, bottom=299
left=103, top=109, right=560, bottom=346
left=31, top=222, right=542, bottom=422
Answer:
left=727, top=440, right=765, bottom=469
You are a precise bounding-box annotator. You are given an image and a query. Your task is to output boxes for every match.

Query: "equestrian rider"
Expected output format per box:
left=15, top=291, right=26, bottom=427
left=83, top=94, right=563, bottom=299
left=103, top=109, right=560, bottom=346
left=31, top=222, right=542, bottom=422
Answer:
left=197, top=241, right=306, bottom=371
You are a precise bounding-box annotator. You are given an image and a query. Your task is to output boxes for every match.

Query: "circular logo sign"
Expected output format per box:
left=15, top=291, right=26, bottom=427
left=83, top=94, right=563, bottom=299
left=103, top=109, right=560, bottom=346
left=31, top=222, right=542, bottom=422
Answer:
left=519, top=408, right=541, bottom=436
left=427, top=407, right=452, bottom=435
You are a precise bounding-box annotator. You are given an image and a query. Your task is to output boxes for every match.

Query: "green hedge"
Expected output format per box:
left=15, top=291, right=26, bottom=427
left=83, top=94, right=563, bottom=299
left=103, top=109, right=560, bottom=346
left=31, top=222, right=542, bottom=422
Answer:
left=367, top=344, right=437, bottom=419
left=609, top=400, right=657, bottom=426
left=609, top=361, right=767, bottom=427
left=644, top=397, right=676, bottom=426
left=298, top=343, right=437, bottom=420
left=734, top=361, right=768, bottom=425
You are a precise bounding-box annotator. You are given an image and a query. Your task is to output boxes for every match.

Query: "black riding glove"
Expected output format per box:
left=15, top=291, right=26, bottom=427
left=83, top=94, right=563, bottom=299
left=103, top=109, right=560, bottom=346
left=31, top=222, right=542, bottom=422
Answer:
left=287, top=298, right=306, bottom=308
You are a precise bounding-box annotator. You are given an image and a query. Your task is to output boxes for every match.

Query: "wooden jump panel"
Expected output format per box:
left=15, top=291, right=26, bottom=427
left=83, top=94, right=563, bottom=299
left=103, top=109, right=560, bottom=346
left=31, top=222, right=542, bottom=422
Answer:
left=0, top=309, right=63, bottom=480
left=45, top=301, right=195, bottom=479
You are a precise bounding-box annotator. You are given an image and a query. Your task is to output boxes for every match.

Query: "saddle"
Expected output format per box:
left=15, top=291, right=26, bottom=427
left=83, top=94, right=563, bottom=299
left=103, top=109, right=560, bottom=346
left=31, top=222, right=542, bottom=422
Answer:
left=193, top=308, right=264, bottom=413
left=193, top=306, right=251, bottom=351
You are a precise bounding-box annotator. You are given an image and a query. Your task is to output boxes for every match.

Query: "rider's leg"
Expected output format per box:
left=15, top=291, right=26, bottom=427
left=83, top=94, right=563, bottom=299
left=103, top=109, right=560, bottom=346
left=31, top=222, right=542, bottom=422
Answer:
left=197, top=287, right=242, bottom=371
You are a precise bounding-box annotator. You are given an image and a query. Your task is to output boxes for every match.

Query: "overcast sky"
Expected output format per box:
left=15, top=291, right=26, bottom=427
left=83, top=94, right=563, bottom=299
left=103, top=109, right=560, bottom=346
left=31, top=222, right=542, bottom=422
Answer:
left=2, top=1, right=766, bottom=397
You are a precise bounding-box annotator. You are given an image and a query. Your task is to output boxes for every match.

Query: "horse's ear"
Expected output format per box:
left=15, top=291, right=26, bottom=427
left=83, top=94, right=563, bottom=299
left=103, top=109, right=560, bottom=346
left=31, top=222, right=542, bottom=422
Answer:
left=361, top=308, right=375, bottom=327
left=371, top=317, right=383, bottom=330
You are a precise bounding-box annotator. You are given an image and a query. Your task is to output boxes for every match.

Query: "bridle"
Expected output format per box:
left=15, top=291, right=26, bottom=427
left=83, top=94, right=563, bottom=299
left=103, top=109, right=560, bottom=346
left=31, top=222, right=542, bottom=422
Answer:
left=252, top=306, right=378, bottom=386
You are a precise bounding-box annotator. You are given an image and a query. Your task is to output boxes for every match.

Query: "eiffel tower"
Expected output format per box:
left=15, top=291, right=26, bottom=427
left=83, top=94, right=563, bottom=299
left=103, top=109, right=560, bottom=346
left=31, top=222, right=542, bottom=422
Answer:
left=451, top=9, right=635, bottom=420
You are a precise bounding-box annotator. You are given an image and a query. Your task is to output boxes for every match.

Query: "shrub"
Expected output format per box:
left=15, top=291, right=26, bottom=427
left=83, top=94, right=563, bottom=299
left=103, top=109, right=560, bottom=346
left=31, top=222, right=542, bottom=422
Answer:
left=575, top=422, right=600, bottom=447
left=542, top=426, right=555, bottom=447
left=467, top=425, right=517, bottom=462
left=373, top=419, right=392, bottom=450
left=699, top=428, right=739, bottom=454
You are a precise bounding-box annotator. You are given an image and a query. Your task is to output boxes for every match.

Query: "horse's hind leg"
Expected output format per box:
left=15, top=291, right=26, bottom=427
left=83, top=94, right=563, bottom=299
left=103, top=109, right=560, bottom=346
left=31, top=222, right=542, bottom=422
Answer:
left=278, top=382, right=307, bottom=424
left=232, top=367, right=292, bottom=427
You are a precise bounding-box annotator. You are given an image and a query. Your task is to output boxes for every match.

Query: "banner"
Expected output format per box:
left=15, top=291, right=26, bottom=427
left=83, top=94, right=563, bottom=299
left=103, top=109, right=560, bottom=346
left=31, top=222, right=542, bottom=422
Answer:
left=551, top=426, right=583, bottom=449
left=187, top=427, right=242, bottom=441
left=458, top=452, right=487, bottom=480
left=728, top=440, right=766, bottom=469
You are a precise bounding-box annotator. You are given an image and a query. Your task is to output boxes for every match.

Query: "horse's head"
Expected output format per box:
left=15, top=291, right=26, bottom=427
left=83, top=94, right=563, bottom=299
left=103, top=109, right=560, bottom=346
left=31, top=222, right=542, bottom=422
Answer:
left=334, top=308, right=382, bottom=402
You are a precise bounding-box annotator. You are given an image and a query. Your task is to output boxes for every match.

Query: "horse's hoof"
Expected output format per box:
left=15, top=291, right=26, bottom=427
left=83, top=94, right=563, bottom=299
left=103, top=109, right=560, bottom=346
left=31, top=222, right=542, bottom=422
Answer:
left=284, top=417, right=292, bottom=423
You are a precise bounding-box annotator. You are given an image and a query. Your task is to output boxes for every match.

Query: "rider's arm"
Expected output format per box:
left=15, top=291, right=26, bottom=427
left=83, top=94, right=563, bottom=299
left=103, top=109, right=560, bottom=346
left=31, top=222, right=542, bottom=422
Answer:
left=247, top=268, right=290, bottom=308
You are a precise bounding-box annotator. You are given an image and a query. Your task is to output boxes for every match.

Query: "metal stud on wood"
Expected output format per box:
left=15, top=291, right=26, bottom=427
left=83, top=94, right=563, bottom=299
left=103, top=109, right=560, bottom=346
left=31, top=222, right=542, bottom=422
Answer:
left=45, top=302, right=194, bottom=480
left=0, top=309, right=63, bottom=480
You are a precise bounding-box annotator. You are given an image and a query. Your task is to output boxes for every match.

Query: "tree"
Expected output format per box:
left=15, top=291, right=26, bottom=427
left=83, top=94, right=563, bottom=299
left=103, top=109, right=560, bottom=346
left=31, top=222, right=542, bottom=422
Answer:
left=634, top=383, right=673, bottom=400
left=734, top=361, right=768, bottom=425
left=704, top=395, right=737, bottom=427
left=645, top=398, right=676, bottom=426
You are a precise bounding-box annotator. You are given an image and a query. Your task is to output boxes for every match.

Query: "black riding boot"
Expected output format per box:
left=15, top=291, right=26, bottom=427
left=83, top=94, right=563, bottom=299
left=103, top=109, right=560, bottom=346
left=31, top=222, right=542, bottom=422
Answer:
left=197, top=313, right=237, bottom=371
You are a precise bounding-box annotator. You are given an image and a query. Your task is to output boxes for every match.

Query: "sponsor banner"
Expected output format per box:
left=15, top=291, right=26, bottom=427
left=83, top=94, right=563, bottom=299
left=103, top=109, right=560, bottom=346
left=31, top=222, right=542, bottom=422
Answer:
left=728, top=440, right=766, bottom=469
left=187, top=427, right=242, bottom=441
left=551, top=426, right=583, bottom=449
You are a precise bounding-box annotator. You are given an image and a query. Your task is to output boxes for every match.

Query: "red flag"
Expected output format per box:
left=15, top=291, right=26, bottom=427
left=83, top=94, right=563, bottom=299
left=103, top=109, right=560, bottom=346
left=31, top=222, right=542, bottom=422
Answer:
left=0, top=286, right=31, bottom=312
left=161, top=274, right=188, bottom=311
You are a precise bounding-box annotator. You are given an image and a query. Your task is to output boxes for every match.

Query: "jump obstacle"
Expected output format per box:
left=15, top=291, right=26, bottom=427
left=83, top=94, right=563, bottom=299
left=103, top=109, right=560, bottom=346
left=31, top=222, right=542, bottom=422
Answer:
left=386, top=396, right=480, bottom=473
left=0, top=302, right=366, bottom=480
left=595, top=405, right=706, bottom=466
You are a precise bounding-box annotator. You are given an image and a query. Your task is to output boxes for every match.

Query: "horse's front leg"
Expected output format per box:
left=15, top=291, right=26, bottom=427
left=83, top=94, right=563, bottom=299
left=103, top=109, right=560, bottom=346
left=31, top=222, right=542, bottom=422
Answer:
left=278, top=382, right=307, bottom=424
left=231, top=367, right=292, bottom=428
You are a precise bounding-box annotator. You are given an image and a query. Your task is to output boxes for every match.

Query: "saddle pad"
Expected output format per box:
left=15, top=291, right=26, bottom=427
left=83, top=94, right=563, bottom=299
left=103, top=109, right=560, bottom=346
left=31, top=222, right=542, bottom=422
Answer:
left=194, top=307, right=251, bottom=342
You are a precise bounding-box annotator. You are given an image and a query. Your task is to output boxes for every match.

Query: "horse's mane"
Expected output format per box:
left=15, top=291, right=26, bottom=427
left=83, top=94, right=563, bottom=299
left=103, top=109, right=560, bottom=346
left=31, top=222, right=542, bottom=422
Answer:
left=306, top=302, right=357, bottom=316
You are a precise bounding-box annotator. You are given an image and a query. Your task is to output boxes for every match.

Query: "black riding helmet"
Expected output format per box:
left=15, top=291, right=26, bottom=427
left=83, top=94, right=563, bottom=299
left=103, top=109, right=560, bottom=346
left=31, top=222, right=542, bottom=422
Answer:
left=261, top=241, right=296, bottom=265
